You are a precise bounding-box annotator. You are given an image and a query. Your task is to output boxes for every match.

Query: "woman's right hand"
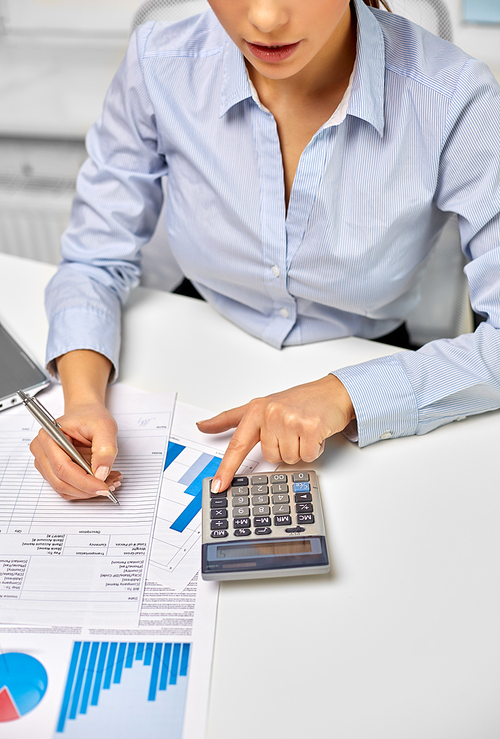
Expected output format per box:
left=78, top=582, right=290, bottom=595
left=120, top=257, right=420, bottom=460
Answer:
left=30, top=400, right=121, bottom=501
left=29, top=349, right=121, bottom=501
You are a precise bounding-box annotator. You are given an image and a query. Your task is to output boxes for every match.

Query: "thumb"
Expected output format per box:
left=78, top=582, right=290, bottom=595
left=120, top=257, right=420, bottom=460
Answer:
left=91, top=421, right=118, bottom=481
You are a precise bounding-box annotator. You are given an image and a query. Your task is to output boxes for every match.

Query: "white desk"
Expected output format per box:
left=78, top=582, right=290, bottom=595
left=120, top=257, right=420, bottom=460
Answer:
left=1, top=252, right=500, bottom=739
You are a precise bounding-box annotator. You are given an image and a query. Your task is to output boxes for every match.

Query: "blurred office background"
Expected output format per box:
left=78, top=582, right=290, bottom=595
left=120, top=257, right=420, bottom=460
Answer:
left=0, top=0, right=499, bottom=341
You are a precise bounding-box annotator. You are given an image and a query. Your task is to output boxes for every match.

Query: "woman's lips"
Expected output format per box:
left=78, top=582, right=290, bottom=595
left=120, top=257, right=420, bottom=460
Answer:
left=246, top=41, right=301, bottom=63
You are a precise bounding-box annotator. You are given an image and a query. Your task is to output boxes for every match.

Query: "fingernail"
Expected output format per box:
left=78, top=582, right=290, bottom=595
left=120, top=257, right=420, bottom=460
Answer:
left=96, top=490, right=111, bottom=497
left=211, top=478, right=221, bottom=494
left=113, top=481, right=121, bottom=489
left=95, top=466, right=109, bottom=481
left=108, top=485, right=115, bottom=493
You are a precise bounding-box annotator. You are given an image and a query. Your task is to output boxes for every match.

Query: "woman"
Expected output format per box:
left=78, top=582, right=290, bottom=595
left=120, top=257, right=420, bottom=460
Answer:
left=31, top=0, right=500, bottom=499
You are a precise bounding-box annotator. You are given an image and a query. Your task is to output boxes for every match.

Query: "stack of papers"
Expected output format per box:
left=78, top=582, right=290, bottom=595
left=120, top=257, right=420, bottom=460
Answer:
left=0, top=383, right=268, bottom=738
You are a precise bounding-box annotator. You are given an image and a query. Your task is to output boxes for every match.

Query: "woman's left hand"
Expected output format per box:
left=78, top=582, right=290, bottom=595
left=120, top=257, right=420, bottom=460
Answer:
left=197, top=374, right=355, bottom=493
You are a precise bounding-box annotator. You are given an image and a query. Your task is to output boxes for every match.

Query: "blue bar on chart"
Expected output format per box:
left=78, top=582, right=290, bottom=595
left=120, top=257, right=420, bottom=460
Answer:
left=164, top=442, right=222, bottom=533
left=56, top=641, right=191, bottom=738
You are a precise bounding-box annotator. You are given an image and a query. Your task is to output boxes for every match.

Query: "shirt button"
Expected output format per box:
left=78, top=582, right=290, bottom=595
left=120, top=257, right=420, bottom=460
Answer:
left=380, top=431, right=392, bottom=440
left=271, top=265, right=280, bottom=278
left=279, top=308, right=289, bottom=319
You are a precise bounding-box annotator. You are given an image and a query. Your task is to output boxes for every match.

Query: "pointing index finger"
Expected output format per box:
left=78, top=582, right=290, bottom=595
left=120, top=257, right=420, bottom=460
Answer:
left=211, top=419, right=261, bottom=493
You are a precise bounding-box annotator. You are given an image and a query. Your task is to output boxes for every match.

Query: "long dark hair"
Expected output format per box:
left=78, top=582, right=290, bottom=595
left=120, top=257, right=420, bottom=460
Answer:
left=362, top=0, right=391, bottom=10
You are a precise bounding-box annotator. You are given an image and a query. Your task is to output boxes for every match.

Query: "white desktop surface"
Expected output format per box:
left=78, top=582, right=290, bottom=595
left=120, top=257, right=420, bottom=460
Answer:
left=1, top=252, right=500, bottom=739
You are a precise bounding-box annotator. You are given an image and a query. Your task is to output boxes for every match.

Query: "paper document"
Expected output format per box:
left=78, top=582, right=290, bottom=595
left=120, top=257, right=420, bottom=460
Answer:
left=0, top=384, right=174, bottom=626
left=0, top=573, right=219, bottom=739
left=148, top=401, right=269, bottom=590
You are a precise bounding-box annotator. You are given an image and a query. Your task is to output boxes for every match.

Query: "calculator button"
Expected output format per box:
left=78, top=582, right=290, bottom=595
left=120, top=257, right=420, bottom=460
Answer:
left=211, top=519, right=228, bottom=530
left=232, top=496, right=249, bottom=506
left=233, top=528, right=251, bottom=537
left=293, top=482, right=311, bottom=493
left=296, top=513, right=315, bottom=524
left=272, top=494, right=289, bottom=504
left=251, top=485, right=269, bottom=495
left=285, top=526, right=306, bottom=533
left=232, top=507, right=250, bottom=517
left=271, top=484, right=289, bottom=494
left=251, top=475, right=268, bottom=485
left=274, top=515, right=292, bottom=526
left=294, top=492, right=312, bottom=502
left=252, top=495, right=269, bottom=505
left=232, top=476, right=248, bottom=486
left=211, top=530, right=229, bottom=538
left=253, top=516, right=271, bottom=526
left=270, top=473, right=288, bottom=484
left=233, top=518, right=251, bottom=528
left=210, top=487, right=226, bottom=497
left=292, top=472, right=310, bottom=482
left=295, top=502, right=313, bottom=513
left=252, top=506, right=270, bottom=516
left=210, top=497, right=228, bottom=508
left=210, top=509, right=228, bottom=519
left=272, top=504, right=290, bottom=515
left=255, top=527, right=272, bottom=535
left=231, top=486, right=249, bottom=496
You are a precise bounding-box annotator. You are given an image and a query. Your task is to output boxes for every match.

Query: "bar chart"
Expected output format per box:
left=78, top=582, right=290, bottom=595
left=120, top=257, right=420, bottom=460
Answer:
left=56, top=641, right=190, bottom=738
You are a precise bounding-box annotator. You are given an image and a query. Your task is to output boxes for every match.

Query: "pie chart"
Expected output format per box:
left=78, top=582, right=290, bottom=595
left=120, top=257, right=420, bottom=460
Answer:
left=0, top=653, right=48, bottom=722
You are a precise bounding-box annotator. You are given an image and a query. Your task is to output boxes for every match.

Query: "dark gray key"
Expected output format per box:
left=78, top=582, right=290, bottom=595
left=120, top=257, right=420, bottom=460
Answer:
left=210, top=497, right=228, bottom=508
left=255, top=527, right=272, bottom=535
left=274, top=515, right=292, bottom=526
left=253, top=516, right=271, bottom=526
left=295, top=502, right=313, bottom=513
left=232, top=476, right=248, bottom=486
left=211, top=519, right=228, bottom=530
left=294, top=492, right=312, bottom=502
left=211, top=530, right=228, bottom=538
left=296, top=513, right=315, bottom=524
left=272, top=504, right=290, bottom=514
left=233, top=518, right=251, bottom=528
left=210, top=508, right=228, bottom=519
left=233, top=528, right=251, bottom=537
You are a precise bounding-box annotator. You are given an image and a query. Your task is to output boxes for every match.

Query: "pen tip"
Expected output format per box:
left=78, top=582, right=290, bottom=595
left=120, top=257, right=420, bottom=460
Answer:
left=108, top=491, right=120, bottom=505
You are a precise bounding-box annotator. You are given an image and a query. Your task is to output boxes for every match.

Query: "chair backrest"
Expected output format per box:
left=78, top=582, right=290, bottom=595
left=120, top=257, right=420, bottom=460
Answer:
left=131, top=0, right=210, bottom=34
left=388, top=0, right=453, bottom=42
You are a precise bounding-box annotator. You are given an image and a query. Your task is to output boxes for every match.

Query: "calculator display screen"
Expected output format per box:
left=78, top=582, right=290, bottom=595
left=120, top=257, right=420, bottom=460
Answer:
left=216, top=540, right=312, bottom=559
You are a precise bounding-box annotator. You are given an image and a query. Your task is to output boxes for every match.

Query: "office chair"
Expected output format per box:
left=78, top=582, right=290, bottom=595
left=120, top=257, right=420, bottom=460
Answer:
left=383, top=0, right=473, bottom=344
left=135, top=0, right=473, bottom=343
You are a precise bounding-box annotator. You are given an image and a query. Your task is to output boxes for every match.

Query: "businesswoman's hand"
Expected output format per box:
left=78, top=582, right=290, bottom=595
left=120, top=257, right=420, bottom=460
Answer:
left=197, top=374, right=355, bottom=493
left=29, top=350, right=121, bottom=501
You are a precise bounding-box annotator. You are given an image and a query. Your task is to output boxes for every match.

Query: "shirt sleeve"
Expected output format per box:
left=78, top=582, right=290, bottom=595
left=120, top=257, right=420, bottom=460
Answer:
left=45, top=23, right=168, bottom=380
left=332, top=58, right=500, bottom=447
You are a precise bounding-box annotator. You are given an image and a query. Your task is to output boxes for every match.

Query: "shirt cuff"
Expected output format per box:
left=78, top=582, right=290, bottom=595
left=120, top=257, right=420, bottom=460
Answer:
left=45, top=306, right=120, bottom=382
left=331, top=354, right=419, bottom=447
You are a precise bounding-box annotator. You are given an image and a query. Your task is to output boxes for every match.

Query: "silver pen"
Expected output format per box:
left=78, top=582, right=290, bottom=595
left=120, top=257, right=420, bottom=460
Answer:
left=17, top=389, right=119, bottom=505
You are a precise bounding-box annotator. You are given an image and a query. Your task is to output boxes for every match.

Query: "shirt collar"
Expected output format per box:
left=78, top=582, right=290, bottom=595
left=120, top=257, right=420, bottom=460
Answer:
left=219, top=0, right=386, bottom=136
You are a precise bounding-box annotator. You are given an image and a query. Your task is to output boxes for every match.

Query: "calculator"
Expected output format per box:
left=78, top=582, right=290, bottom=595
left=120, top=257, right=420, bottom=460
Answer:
left=201, top=470, right=329, bottom=580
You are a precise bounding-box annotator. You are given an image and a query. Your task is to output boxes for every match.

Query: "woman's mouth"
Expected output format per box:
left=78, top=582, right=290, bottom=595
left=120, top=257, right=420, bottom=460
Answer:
left=246, top=41, right=301, bottom=63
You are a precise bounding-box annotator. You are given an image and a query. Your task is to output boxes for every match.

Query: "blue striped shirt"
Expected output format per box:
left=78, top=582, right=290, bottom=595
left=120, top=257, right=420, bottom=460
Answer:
left=45, top=0, right=500, bottom=447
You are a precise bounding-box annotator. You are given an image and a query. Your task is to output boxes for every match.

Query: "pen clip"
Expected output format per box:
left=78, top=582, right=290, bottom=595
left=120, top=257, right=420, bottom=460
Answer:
left=27, top=395, right=61, bottom=428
